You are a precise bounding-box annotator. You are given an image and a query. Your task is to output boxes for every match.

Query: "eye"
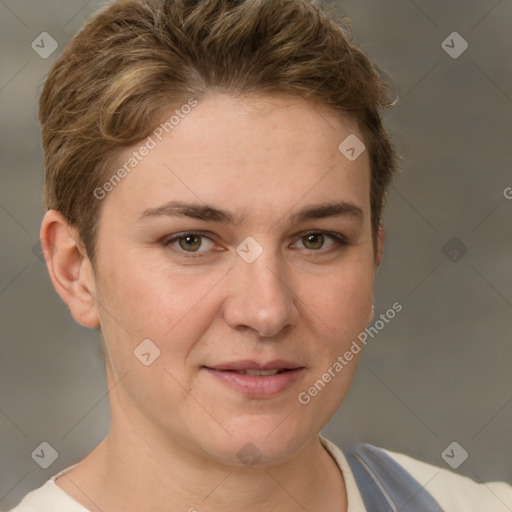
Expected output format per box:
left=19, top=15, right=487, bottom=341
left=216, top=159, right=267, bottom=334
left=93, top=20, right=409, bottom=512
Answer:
left=164, top=232, right=216, bottom=254
left=293, top=232, right=347, bottom=252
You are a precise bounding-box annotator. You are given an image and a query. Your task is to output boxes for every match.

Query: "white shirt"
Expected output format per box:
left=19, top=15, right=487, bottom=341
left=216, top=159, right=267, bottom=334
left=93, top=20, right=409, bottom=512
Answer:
left=8, top=437, right=512, bottom=511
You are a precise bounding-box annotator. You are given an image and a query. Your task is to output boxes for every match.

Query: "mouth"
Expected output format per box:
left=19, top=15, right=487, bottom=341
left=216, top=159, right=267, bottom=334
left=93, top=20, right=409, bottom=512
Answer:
left=218, top=368, right=291, bottom=376
left=202, top=360, right=305, bottom=397
left=205, top=359, right=302, bottom=373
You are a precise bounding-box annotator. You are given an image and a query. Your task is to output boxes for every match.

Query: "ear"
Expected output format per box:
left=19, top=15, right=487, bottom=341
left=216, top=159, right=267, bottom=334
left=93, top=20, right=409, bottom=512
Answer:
left=374, top=223, right=385, bottom=270
left=40, top=210, right=100, bottom=328
left=367, top=224, right=385, bottom=325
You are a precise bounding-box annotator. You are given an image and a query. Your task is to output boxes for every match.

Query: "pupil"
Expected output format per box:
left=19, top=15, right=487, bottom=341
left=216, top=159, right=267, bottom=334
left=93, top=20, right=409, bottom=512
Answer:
left=179, top=235, right=201, bottom=251
left=305, top=233, right=323, bottom=249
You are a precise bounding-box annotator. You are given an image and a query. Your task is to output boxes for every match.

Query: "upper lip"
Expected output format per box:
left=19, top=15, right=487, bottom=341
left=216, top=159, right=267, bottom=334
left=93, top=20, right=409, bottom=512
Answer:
left=204, top=360, right=303, bottom=371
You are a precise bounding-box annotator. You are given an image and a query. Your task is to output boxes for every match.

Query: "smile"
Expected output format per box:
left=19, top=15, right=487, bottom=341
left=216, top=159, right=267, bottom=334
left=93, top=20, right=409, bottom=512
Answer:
left=202, top=366, right=305, bottom=398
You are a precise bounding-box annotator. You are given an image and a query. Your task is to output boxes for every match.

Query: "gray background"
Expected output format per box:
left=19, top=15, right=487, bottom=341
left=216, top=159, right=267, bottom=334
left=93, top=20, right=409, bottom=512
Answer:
left=1, top=0, right=511, bottom=509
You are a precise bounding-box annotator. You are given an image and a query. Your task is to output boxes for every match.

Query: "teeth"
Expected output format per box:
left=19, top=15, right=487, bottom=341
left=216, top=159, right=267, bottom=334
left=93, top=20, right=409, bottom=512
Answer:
left=233, top=369, right=282, bottom=376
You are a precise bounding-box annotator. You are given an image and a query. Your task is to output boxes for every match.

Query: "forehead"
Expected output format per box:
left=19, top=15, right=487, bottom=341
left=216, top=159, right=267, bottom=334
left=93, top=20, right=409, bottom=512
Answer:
left=99, top=93, right=371, bottom=225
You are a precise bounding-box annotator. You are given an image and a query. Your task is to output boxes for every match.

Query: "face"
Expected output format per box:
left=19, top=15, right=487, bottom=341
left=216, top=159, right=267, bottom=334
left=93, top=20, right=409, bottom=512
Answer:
left=90, top=93, right=380, bottom=467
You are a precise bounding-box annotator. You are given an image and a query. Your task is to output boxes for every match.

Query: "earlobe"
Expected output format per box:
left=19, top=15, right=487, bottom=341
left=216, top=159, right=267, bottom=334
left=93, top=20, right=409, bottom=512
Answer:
left=367, top=303, right=375, bottom=324
left=40, top=210, right=100, bottom=328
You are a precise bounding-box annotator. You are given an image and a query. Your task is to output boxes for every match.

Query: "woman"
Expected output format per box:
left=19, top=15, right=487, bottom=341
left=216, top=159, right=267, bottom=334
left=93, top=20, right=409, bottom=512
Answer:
left=12, top=0, right=512, bottom=510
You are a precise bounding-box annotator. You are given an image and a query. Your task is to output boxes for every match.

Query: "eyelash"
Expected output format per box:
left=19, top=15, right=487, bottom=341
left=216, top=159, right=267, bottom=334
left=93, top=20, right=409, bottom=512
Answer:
left=161, top=230, right=349, bottom=259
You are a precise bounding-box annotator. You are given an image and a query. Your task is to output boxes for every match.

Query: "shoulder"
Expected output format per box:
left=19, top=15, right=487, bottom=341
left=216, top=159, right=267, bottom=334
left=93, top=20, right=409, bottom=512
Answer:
left=380, top=444, right=512, bottom=511
left=348, top=441, right=512, bottom=511
left=7, top=465, right=89, bottom=512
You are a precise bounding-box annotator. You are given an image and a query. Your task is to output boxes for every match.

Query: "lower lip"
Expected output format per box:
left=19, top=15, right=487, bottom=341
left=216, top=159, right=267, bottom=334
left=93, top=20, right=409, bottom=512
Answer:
left=203, top=368, right=305, bottom=398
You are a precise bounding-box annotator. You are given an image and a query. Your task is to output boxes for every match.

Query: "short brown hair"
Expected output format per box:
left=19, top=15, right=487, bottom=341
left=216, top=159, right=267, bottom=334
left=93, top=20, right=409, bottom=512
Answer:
left=39, top=0, right=398, bottom=266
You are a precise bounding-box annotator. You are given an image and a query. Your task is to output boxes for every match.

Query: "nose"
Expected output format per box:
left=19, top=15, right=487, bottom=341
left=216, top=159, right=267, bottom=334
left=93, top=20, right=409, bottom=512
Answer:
left=222, top=246, right=300, bottom=338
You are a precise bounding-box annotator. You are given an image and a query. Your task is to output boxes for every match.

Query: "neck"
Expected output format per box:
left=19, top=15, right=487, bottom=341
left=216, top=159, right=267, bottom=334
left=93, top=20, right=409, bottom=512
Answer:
left=55, top=399, right=347, bottom=512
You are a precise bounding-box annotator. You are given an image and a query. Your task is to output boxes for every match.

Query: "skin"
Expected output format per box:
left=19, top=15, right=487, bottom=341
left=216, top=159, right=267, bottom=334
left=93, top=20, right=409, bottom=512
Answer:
left=41, top=93, right=384, bottom=512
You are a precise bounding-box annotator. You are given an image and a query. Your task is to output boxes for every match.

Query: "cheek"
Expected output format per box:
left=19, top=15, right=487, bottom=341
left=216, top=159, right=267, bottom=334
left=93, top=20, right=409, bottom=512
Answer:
left=98, top=258, right=227, bottom=359
left=303, top=258, right=375, bottom=338
left=95, top=263, right=222, bottom=401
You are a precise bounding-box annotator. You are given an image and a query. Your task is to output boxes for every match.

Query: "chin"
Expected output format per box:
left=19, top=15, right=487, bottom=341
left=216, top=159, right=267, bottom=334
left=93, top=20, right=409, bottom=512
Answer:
left=198, top=416, right=313, bottom=469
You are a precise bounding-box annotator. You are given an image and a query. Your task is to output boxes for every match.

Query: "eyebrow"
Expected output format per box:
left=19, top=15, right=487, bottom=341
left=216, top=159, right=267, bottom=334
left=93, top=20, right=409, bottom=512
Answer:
left=137, top=200, right=363, bottom=225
